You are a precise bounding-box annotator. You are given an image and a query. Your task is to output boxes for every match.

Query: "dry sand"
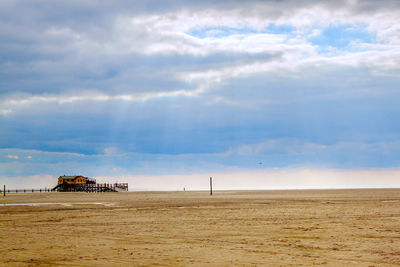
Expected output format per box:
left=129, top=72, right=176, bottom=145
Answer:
left=1, top=189, right=400, bottom=266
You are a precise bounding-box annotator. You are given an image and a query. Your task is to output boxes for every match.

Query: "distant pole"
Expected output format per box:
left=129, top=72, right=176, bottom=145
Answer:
left=3, top=185, right=5, bottom=197
left=210, top=177, right=213, bottom=196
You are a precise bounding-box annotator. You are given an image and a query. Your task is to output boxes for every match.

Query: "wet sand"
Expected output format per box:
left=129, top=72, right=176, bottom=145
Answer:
left=1, top=189, right=400, bottom=266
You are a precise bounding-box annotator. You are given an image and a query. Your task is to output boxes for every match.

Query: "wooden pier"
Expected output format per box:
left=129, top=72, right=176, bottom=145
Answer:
left=49, top=175, right=129, bottom=192
left=51, top=182, right=128, bottom=192
left=83, top=183, right=129, bottom=192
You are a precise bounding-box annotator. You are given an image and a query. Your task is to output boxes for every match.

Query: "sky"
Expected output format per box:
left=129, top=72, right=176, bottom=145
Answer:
left=1, top=0, right=400, bottom=190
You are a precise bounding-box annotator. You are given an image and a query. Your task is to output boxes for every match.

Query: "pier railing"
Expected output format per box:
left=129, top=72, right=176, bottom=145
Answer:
left=2, top=182, right=129, bottom=195
left=1, top=188, right=52, bottom=194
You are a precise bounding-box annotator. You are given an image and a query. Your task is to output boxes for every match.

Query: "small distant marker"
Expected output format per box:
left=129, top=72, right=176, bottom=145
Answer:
left=3, top=185, right=5, bottom=197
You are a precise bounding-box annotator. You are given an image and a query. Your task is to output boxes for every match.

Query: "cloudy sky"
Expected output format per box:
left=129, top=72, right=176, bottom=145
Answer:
left=1, top=0, right=400, bottom=189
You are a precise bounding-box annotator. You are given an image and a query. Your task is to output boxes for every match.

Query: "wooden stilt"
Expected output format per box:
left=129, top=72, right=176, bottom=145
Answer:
left=210, top=177, right=213, bottom=196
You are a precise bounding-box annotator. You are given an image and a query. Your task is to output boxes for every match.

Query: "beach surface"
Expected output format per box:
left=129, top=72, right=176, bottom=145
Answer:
left=1, top=189, right=400, bottom=266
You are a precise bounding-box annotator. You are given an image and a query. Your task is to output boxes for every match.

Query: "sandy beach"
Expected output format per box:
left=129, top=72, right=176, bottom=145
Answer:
left=1, top=189, right=400, bottom=266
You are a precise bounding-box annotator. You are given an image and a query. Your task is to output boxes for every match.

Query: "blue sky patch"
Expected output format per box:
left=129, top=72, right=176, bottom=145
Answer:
left=266, top=23, right=295, bottom=34
left=187, top=27, right=259, bottom=38
left=310, top=24, right=375, bottom=53
left=187, top=24, right=294, bottom=39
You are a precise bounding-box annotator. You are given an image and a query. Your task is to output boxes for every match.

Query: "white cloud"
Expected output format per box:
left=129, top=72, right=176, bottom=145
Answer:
left=7, top=155, right=19, bottom=159
left=104, top=147, right=119, bottom=155
left=96, top=167, right=400, bottom=190
left=0, top=89, right=201, bottom=112
left=0, top=174, right=55, bottom=189
left=0, top=109, right=12, bottom=116
left=98, top=6, right=400, bottom=58
left=1, top=148, right=85, bottom=158
left=4, top=167, right=400, bottom=190
left=1, top=2, right=398, bottom=111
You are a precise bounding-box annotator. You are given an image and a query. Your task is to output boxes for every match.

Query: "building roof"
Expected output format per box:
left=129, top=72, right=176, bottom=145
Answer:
left=60, top=175, right=85, bottom=179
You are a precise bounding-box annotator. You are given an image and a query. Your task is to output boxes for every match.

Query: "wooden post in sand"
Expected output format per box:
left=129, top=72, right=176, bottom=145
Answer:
left=210, top=177, right=213, bottom=196
left=3, top=185, right=5, bottom=197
